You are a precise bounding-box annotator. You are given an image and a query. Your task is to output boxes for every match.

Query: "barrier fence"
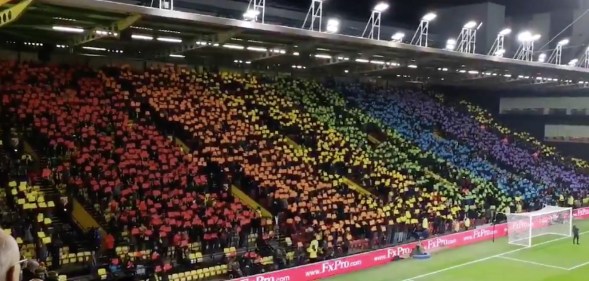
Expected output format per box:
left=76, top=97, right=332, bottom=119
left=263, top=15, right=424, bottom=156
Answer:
left=233, top=206, right=589, bottom=281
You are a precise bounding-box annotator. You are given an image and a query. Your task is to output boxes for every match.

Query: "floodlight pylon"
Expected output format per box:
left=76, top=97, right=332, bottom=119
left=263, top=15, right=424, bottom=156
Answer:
left=514, top=41, right=534, bottom=61
left=546, top=39, right=569, bottom=65
left=302, top=0, right=323, bottom=31
left=488, top=28, right=510, bottom=56
left=455, top=21, right=479, bottom=54
left=411, top=13, right=436, bottom=47
left=150, top=0, right=173, bottom=9
left=580, top=47, right=589, bottom=68
left=362, top=3, right=388, bottom=40
left=514, top=32, right=539, bottom=61
left=245, top=0, right=266, bottom=23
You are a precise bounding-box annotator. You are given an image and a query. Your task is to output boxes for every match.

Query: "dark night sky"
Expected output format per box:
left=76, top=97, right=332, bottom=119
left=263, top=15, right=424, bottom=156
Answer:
left=268, top=0, right=580, bottom=26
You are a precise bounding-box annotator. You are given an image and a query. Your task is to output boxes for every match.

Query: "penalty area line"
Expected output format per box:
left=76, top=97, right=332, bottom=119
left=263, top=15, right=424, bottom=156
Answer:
left=496, top=256, right=569, bottom=270
left=568, top=260, right=589, bottom=271
left=399, top=230, right=589, bottom=281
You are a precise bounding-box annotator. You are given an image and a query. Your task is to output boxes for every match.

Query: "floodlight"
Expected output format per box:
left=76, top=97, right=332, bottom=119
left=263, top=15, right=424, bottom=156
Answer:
left=517, top=31, right=532, bottom=42
left=326, top=18, right=340, bottom=33
left=363, top=2, right=388, bottom=39
left=169, top=54, right=185, bottom=58
left=157, top=37, right=182, bottom=43
left=569, top=59, right=579, bottom=66
left=446, top=38, right=456, bottom=50
left=463, top=21, right=477, bottom=29
left=52, top=26, right=84, bottom=33
left=391, top=32, right=405, bottom=41
left=422, top=13, right=437, bottom=22
left=373, top=2, right=389, bottom=12
left=499, top=28, right=511, bottom=36
left=223, top=44, right=245, bottom=50
left=131, top=34, right=153, bottom=41
left=494, top=49, right=505, bottom=56
left=558, top=39, right=569, bottom=46
left=538, top=53, right=546, bottom=62
left=246, top=46, right=267, bottom=52
left=532, top=34, right=541, bottom=41
left=82, top=46, right=106, bottom=51
left=243, top=9, right=260, bottom=20
left=314, top=54, right=332, bottom=59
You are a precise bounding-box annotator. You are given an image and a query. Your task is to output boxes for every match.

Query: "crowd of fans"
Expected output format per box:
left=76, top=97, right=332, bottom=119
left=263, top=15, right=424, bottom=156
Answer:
left=344, top=85, right=586, bottom=207
left=0, top=61, right=588, bottom=281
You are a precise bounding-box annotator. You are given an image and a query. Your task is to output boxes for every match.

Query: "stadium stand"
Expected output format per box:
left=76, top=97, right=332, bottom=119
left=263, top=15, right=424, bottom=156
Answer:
left=113, top=66, right=399, bottom=243
left=1, top=60, right=588, bottom=281
left=455, top=99, right=589, bottom=171
left=344, top=85, right=587, bottom=206
left=0, top=62, right=268, bottom=279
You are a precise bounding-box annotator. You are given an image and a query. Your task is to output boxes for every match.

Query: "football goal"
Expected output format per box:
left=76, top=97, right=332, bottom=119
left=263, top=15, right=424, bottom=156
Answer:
left=506, top=206, right=572, bottom=247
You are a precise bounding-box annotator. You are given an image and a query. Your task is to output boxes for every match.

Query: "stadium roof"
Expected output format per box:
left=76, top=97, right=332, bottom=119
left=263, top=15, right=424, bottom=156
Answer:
left=2, top=0, right=589, bottom=91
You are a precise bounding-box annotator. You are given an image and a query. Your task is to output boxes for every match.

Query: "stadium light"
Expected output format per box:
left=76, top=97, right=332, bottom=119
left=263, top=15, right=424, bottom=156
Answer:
left=373, top=2, right=390, bottom=12
left=517, top=31, right=532, bottom=42
left=569, top=58, right=579, bottom=66
left=499, top=28, right=512, bottom=36
left=52, top=25, right=84, bottom=33
left=463, top=21, right=477, bottom=29
left=243, top=9, right=260, bottom=20
left=538, top=53, right=546, bottom=63
left=158, top=0, right=174, bottom=10
left=411, top=12, right=436, bottom=47
left=326, top=18, right=340, bottom=34
left=246, top=46, right=268, bottom=52
left=223, top=44, right=245, bottom=50
left=131, top=34, right=154, bottom=41
left=82, top=46, right=106, bottom=51
left=548, top=38, right=569, bottom=65
left=302, top=0, right=324, bottom=31
left=169, top=54, right=185, bottom=58
left=456, top=21, right=479, bottom=53
left=514, top=31, right=540, bottom=61
left=244, top=0, right=265, bottom=23
left=391, top=32, right=405, bottom=42
left=580, top=46, right=589, bottom=68
left=156, top=37, right=182, bottom=43
left=489, top=28, right=511, bottom=56
left=445, top=38, right=456, bottom=50
left=362, top=2, right=389, bottom=40
left=422, top=13, right=437, bottom=22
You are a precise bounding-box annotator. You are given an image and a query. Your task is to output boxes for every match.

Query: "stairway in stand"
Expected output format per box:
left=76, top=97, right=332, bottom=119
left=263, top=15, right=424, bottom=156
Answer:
left=25, top=141, right=91, bottom=253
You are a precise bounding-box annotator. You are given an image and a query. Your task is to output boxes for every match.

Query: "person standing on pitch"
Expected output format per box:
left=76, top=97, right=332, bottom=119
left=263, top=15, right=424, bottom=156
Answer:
left=573, top=225, right=580, bottom=245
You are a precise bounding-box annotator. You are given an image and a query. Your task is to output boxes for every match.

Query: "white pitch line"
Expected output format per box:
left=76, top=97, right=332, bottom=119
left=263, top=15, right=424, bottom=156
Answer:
left=400, top=230, right=589, bottom=281
left=496, top=256, right=569, bottom=270
left=568, top=260, right=589, bottom=270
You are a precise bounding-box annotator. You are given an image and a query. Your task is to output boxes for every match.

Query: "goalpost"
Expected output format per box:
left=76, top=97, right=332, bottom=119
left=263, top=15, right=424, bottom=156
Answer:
left=506, top=206, right=572, bottom=247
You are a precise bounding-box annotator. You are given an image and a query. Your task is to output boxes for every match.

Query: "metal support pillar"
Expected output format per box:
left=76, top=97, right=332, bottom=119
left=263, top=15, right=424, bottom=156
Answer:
left=0, top=0, right=33, bottom=29
left=410, top=20, right=430, bottom=47
left=302, top=0, right=323, bottom=31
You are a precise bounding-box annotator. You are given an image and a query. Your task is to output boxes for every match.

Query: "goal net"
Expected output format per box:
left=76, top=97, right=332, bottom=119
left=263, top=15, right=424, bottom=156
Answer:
left=506, top=206, right=572, bottom=247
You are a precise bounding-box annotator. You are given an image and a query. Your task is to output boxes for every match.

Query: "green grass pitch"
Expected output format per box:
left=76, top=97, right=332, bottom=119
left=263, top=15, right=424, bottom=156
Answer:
left=327, top=220, right=589, bottom=281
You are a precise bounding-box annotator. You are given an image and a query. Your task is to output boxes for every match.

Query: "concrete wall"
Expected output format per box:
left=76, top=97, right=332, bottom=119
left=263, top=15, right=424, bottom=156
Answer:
left=570, top=8, right=589, bottom=59
left=500, top=97, right=589, bottom=115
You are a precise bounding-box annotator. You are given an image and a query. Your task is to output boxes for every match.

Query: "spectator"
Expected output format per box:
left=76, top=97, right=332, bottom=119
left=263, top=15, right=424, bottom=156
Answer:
left=0, top=228, right=20, bottom=281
